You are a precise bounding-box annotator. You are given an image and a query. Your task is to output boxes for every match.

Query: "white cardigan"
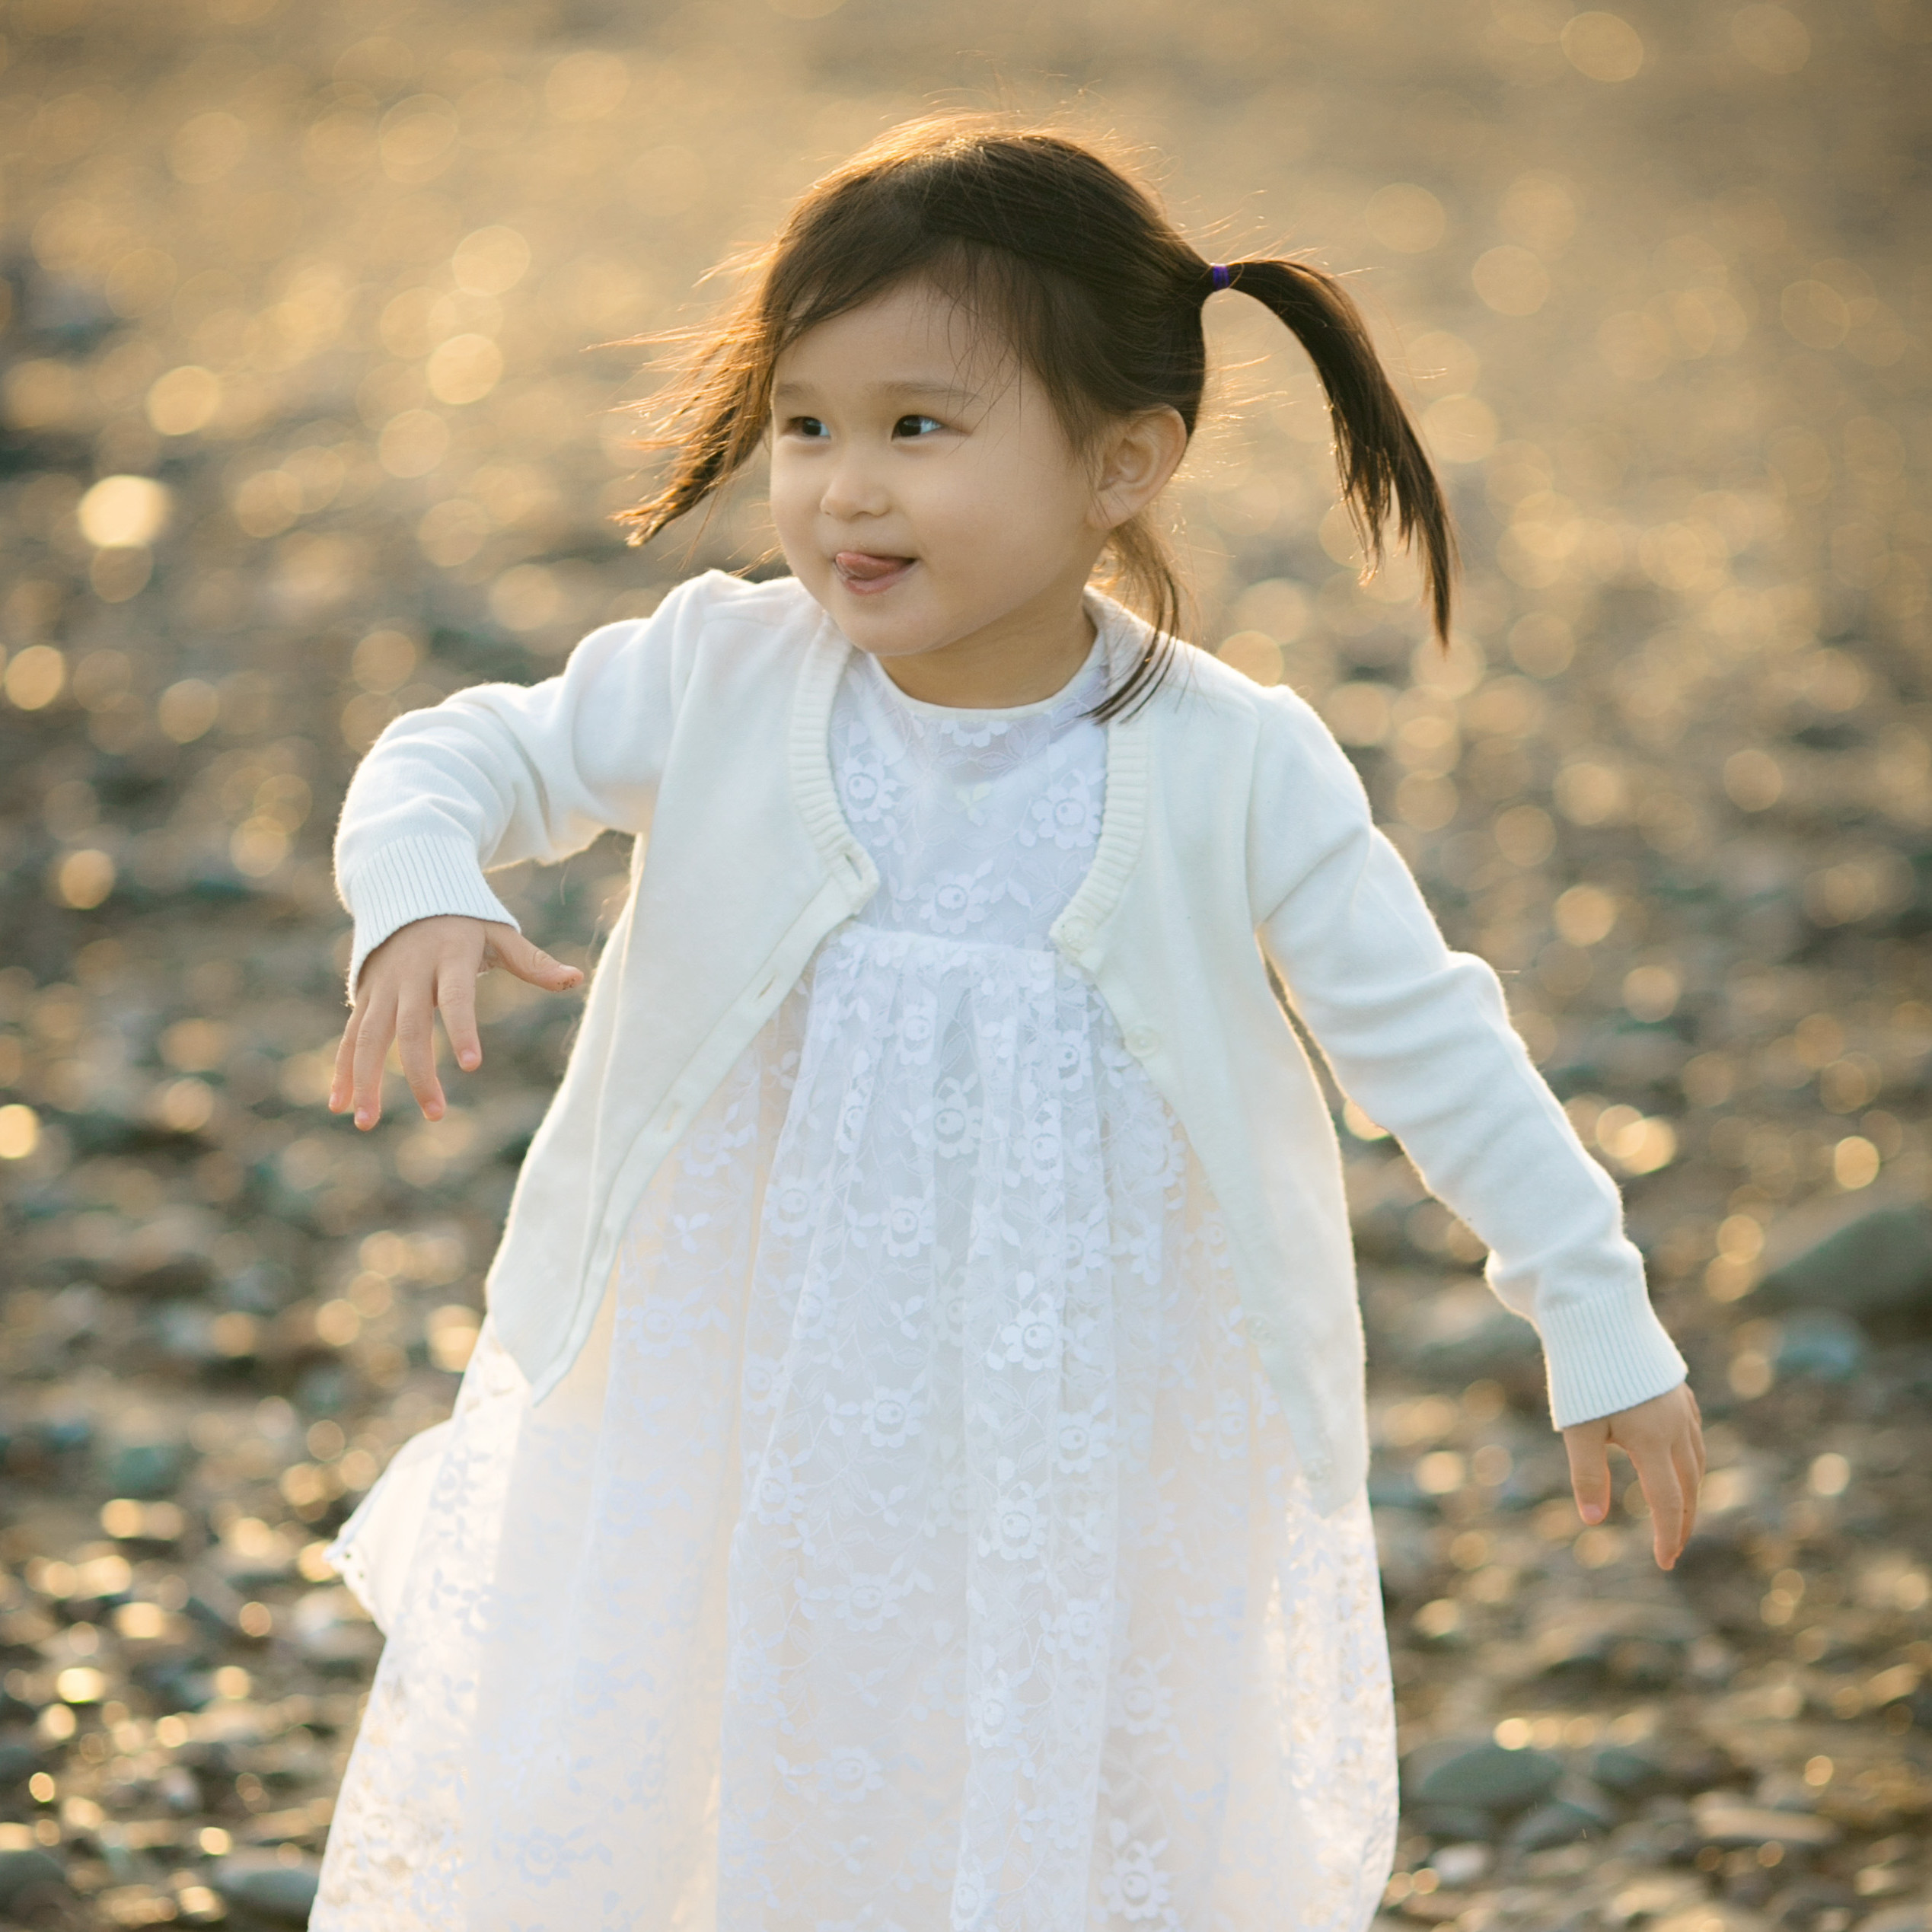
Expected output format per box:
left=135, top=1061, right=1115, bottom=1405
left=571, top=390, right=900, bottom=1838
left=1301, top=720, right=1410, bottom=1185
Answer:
left=334, top=569, right=1686, bottom=1515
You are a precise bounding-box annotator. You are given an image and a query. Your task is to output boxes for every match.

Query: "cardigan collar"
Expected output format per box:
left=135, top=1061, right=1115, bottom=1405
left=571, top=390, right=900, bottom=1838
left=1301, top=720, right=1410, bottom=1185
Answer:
left=786, top=585, right=1153, bottom=955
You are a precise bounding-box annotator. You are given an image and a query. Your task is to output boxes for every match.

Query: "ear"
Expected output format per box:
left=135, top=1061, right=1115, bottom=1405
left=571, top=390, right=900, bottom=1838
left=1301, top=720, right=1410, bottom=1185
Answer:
left=1088, top=406, right=1189, bottom=533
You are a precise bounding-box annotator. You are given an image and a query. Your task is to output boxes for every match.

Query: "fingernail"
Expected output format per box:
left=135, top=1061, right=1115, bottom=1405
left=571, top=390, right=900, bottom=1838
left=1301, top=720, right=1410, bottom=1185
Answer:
left=355, top=1110, right=371, bottom=1128
left=459, top=1050, right=479, bottom=1070
left=1582, top=1503, right=1605, bottom=1523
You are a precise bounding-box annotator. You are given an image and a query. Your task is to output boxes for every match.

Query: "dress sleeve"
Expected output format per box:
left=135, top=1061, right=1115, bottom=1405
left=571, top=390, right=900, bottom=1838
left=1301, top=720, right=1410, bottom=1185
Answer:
left=1248, top=687, right=1687, bottom=1430
left=331, top=572, right=713, bottom=998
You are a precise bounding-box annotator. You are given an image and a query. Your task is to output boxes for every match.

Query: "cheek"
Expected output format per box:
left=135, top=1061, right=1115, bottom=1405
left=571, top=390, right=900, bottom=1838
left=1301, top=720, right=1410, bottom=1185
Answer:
left=767, top=464, right=823, bottom=564
left=919, top=453, right=1070, bottom=564
left=981, top=426, right=1091, bottom=540
left=766, top=457, right=808, bottom=531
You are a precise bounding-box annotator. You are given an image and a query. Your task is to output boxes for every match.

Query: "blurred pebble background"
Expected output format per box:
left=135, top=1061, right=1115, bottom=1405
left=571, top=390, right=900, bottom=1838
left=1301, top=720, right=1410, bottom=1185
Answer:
left=0, top=0, right=1928, bottom=1926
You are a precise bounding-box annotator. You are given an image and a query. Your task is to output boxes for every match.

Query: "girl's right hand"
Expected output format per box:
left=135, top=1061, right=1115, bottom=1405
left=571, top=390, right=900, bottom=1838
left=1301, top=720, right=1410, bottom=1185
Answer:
left=328, top=915, right=585, bottom=1130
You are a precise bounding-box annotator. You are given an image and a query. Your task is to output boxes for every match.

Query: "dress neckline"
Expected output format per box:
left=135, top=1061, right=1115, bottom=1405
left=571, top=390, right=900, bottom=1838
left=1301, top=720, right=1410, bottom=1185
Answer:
left=789, top=583, right=1155, bottom=969
left=858, top=629, right=1108, bottom=724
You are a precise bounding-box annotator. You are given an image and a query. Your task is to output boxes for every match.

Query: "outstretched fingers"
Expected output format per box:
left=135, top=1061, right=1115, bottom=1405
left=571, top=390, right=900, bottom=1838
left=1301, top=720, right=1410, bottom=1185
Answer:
left=437, top=955, right=483, bottom=1075
left=1564, top=1420, right=1614, bottom=1528
left=328, top=918, right=582, bottom=1133
left=328, top=1002, right=362, bottom=1117
left=486, top=925, right=584, bottom=992
left=394, top=987, right=446, bottom=1122
left=349, top=990, right=397, bottom=1129
left=1673, top=1439, right=1703, bottom=1551
left=1562, top=1385, right=1707, bottom=1570
left=1623, top=1439, right=1685, bottom=1568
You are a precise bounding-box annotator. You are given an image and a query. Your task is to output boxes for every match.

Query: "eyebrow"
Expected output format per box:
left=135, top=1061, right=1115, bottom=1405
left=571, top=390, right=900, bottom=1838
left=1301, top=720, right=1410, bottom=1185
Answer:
left=771, top=379, right=981, bottom=405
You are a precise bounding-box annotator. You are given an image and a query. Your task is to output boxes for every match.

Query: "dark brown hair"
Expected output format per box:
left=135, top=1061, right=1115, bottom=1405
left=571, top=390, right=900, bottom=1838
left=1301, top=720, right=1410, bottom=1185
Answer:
left=614, top=112, right=1459, bottom=721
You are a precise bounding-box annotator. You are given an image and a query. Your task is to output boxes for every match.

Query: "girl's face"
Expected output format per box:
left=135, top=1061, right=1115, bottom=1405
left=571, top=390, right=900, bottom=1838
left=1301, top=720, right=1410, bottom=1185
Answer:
left=767, top=279, right=1121, bottom=692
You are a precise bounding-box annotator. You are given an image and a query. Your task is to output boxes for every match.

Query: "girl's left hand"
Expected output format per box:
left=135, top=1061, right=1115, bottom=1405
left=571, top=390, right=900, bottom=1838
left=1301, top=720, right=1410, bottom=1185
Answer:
left=1561, top=1382, right=1706, bottom=1570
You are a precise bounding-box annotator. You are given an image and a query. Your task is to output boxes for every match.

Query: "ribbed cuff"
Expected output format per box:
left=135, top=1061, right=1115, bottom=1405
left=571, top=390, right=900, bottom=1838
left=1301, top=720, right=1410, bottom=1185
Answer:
left=1538, top=1285, right=1689, bottom=1428
left=340, top=832, right=521, bottom=998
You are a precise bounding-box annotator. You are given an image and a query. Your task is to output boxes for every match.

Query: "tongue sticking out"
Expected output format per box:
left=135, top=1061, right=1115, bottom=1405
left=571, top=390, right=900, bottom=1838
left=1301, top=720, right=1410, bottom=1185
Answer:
left=837, top=551, right=911, bottom=582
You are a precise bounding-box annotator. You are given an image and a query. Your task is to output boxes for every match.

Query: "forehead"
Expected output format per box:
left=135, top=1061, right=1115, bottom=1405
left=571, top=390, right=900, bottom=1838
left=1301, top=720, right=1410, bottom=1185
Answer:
left=773, top=277, right=1018, bottom=390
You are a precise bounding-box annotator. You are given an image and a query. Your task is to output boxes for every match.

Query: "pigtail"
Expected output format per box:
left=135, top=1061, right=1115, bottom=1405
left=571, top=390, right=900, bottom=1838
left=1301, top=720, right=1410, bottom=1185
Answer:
left=1220, top=259, right=1459, bottom=650
left=611, top=284, right=774, bottom=550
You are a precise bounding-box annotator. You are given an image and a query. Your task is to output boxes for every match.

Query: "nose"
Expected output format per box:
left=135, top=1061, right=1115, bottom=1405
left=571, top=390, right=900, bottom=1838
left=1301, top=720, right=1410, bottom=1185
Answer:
left=818, top=448, right=891, bottom=524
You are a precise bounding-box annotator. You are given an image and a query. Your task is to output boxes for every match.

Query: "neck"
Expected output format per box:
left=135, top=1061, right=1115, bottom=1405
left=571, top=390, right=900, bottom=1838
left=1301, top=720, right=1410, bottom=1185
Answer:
left=871, top=579, right=1098, bottom=709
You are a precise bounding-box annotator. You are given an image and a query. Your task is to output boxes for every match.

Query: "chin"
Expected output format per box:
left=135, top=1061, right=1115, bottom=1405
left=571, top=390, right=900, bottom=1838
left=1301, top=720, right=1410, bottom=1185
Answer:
left=824, top=587, right=949, bottom=649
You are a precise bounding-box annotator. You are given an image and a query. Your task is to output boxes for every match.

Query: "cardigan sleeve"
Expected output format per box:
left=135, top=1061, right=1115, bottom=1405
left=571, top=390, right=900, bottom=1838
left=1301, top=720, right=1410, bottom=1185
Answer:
left=1248, top=689, right=1687, bottom=1430
left=331, top=570, right=719, bottom=997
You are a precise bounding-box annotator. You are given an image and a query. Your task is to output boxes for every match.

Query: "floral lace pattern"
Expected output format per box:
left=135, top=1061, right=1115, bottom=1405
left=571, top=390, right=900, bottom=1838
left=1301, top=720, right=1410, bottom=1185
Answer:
left=314, top=634, right=1396, bottom=1931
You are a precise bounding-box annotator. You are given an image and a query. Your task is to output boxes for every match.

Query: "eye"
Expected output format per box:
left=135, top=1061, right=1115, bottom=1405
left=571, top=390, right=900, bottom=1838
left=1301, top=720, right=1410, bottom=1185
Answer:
left=784, top=415, right=829, bottom=440
left=893, top=413, right=944, bottom=439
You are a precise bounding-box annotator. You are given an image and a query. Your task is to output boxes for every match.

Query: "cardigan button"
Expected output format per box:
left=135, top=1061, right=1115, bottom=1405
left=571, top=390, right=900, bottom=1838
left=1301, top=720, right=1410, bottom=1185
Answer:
left=1250, top=1316, right=1272, bottom=1343
left=1061, top=919, right=1090, bottom=950
left=1127, top=1025, right=1159, bottom=1057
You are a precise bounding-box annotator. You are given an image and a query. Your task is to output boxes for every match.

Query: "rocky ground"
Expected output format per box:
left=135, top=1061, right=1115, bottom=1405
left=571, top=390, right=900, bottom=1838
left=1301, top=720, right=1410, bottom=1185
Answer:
left=0, top=0, right=1928, bottom=1926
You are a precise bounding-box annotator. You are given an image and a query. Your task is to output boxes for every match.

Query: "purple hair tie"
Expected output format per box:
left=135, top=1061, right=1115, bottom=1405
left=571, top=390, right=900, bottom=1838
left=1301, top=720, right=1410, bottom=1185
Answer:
left=1209, top=263, right=1232, bottom=292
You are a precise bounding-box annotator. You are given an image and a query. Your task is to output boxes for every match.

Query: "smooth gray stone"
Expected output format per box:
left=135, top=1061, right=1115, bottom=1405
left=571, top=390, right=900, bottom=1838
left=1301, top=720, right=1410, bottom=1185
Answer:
left=213, top=1860, right=320, bottom=1922
left=0, top=1848, right=68, bottom=1911
left=1404, top=1803, right=1499, bottom=1842
left=1591, top=1745, right=1669, bottom=1797
left=1757, top=1204, right=1932, bottom=1328
left=104, top=1439, right=193, bottom=1500
left=1406, top=1739, right=1564, bottom=1812
left=1508, top=1797, right=1613, bottom=1851
left=1774, top=1308, right=1869, bottom=1381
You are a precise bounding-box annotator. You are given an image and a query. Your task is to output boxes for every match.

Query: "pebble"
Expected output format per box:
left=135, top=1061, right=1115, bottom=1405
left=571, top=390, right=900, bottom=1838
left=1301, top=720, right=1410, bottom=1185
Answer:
left=1508, top=1797, right=1615, bottom=1852
left=1526, top=1601, right=1701, bottom=1688
left=1653, top=1906, right=1771, bottom=1932
left=1592, top=1745, right=1671, bottom=1798
left=1399, top=1286, right=1545, bottom=1390
left=1404, top=1739, right=1565, bottom=1812
left=1855, top=1908, right=1932, bottom=1932
left=1424, top=1842, right=1491, bottom=1888
left=1773, top=1309, right=1870, bottom=1382
left=1766, top=1880, right=1857, bottom=1931
left=103, top=1439, right=193, bottom=1500
left=1689, top=1799, right=1842, bottom=1851
left=212, top=1859, right=322, bottom=1922
left=0, top=1849, right=69, bottom=1912
left=1405, top=1803, right=1501, bottom=1844
left=1752, top=1770, right=1825, bottom=1813
left=1758, top=1207, right=1932, bottom=1331
left=1608, top=1874, right=1710, bottom=1925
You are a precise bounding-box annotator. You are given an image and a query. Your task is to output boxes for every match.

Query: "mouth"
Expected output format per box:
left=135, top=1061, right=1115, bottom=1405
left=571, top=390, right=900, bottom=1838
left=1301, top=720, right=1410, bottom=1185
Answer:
left=833, top=551, right=917, bottom=596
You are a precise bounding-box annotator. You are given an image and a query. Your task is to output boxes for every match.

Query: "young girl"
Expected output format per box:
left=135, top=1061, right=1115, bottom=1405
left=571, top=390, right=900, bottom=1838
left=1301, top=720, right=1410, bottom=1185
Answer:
left=314, top=116, right=1702, bottom=1931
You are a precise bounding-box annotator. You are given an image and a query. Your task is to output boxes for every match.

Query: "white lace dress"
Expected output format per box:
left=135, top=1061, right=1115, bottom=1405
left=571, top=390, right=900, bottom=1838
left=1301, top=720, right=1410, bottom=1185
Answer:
left=314, top=635, right=1396, bottom=1932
